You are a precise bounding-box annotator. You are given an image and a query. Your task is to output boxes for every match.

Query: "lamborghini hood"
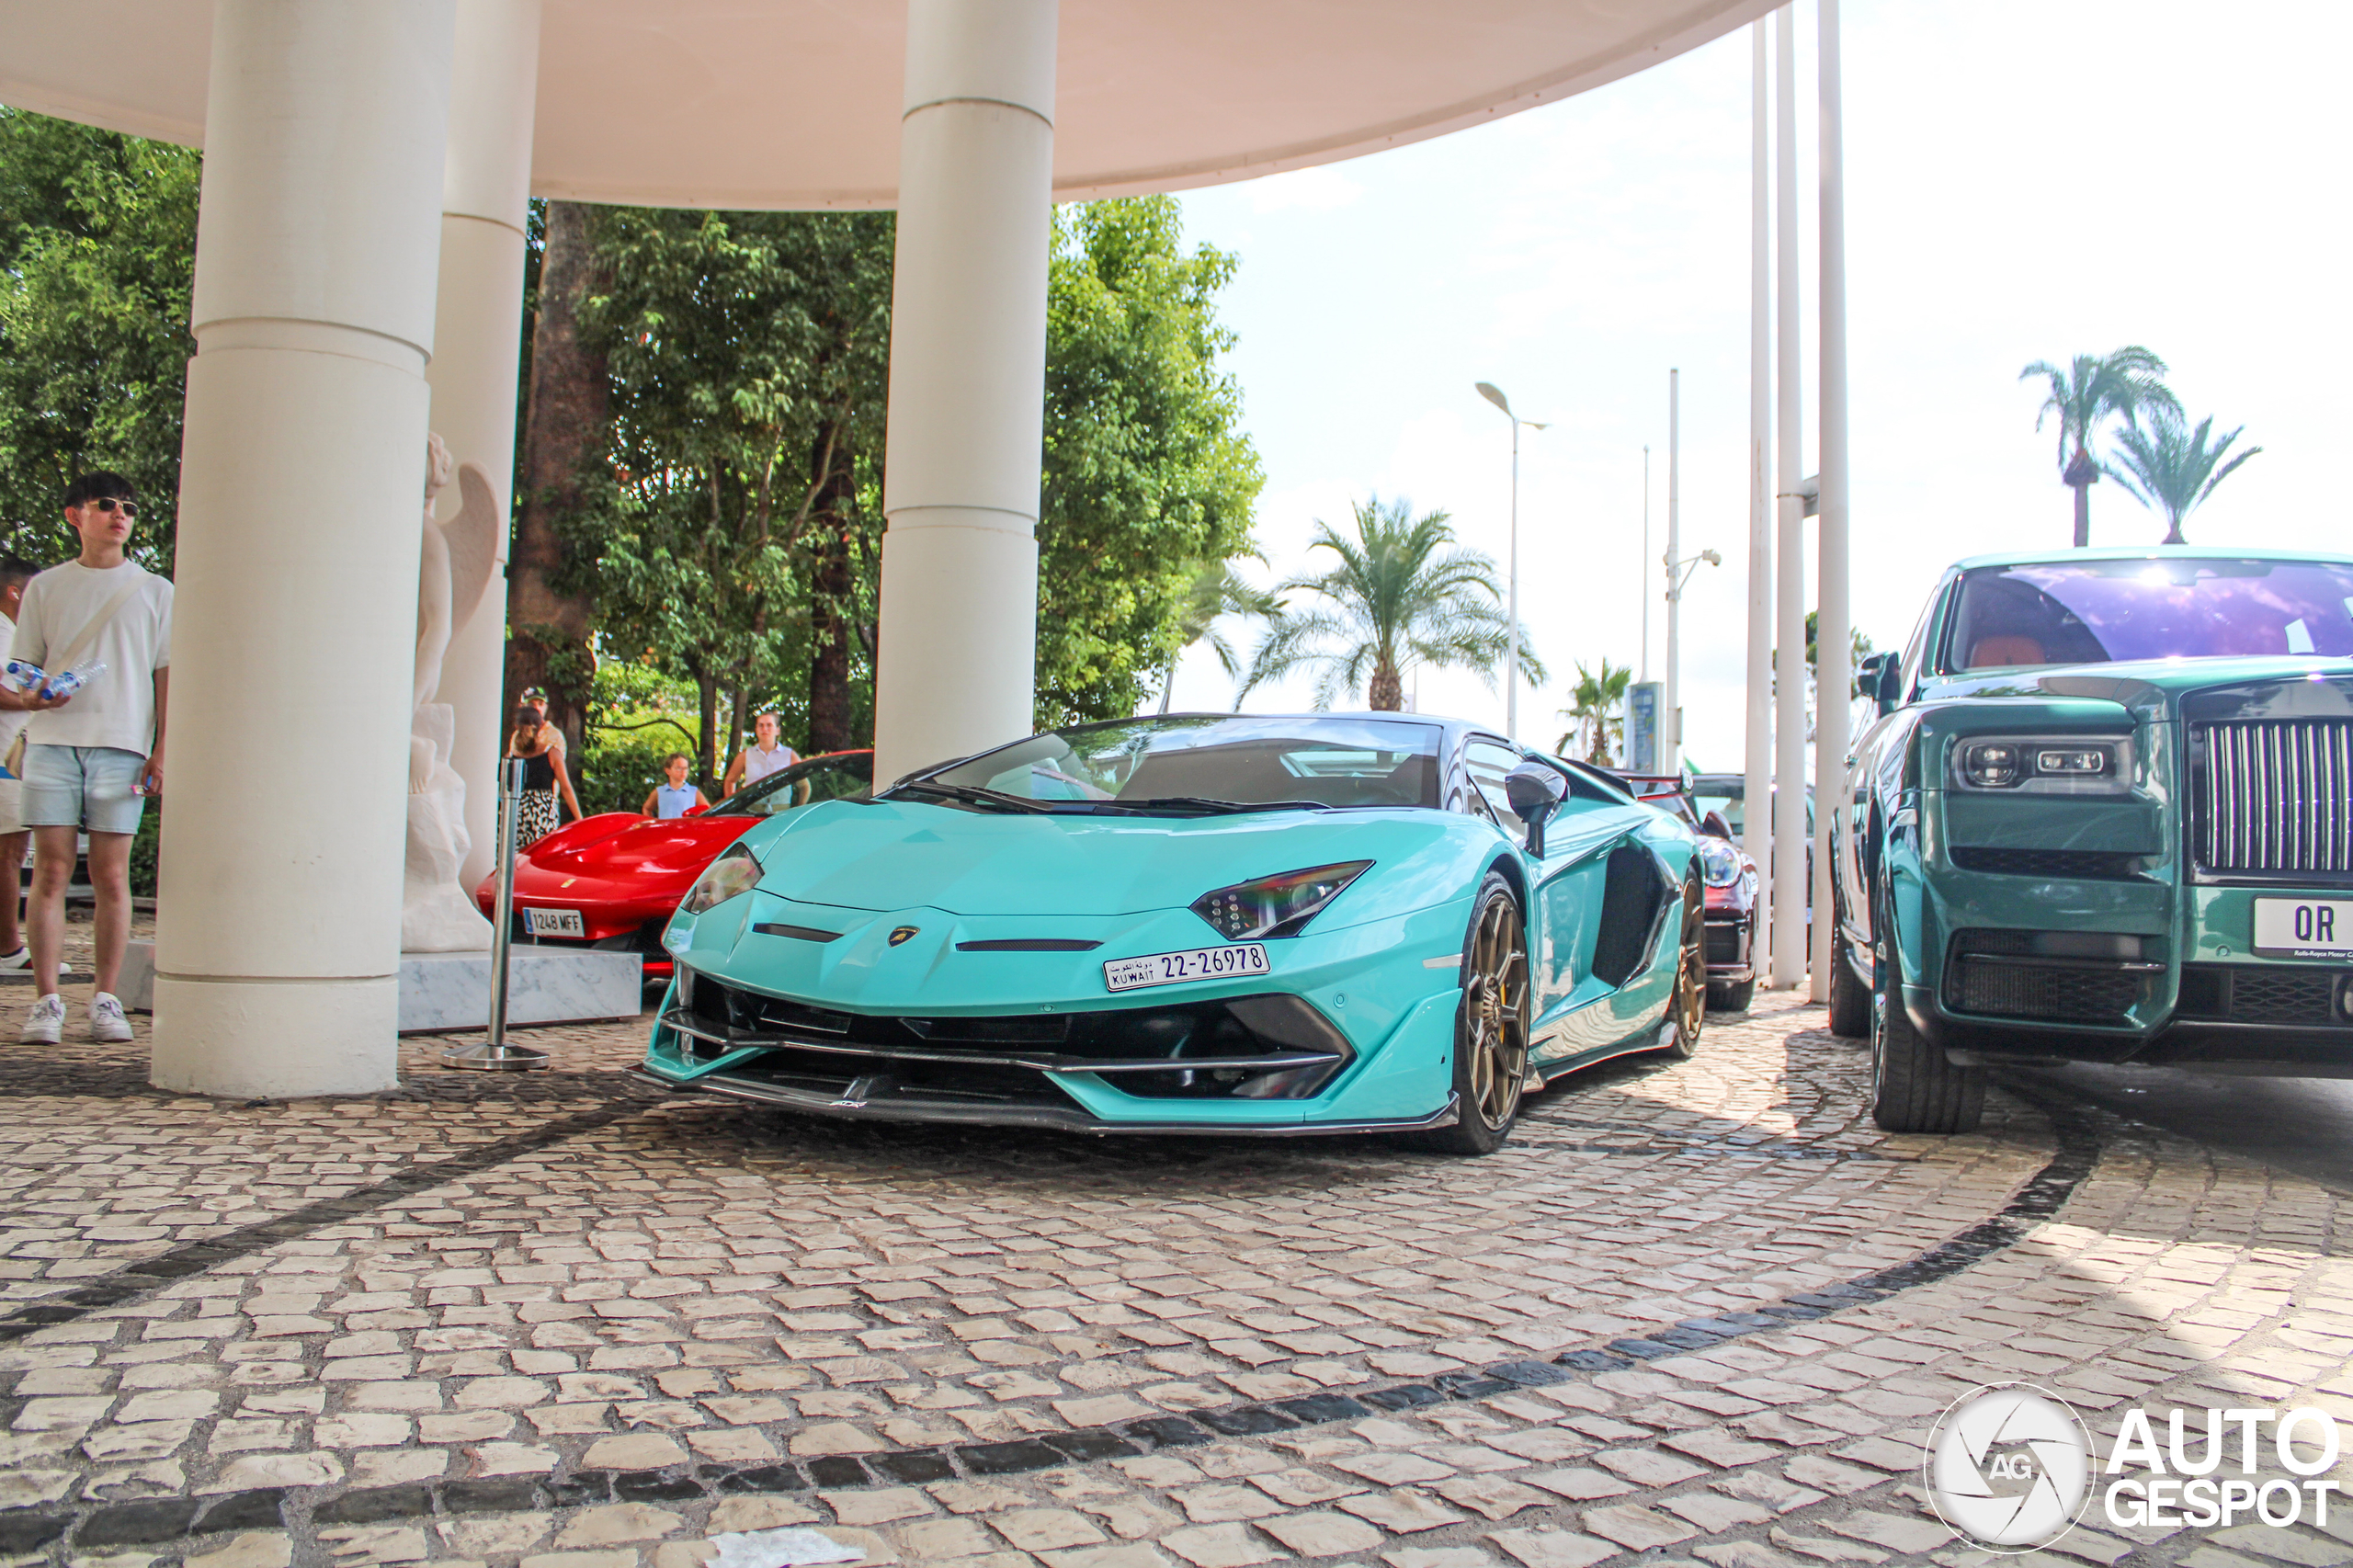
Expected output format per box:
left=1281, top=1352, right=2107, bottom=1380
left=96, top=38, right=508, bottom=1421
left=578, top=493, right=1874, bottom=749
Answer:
left=756, top=799, right=1447, bottom=917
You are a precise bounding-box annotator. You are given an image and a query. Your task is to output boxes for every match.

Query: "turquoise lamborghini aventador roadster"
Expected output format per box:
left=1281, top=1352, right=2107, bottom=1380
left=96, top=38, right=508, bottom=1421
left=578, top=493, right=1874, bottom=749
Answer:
left=637, top=713, right=1704, bottom=1153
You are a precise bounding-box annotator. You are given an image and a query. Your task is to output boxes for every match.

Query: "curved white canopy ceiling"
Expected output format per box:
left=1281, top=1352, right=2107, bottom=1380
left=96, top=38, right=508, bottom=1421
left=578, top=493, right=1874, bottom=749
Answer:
left=0, top=0, right=1773, bottom=209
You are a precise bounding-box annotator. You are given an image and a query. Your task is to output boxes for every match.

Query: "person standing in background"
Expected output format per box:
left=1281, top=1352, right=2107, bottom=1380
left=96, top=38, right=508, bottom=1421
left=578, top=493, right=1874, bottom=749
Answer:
left=506, top=706, right=581, bottom=845
left=722, top=710, right=797, bottom=797
left=641, top=753, right=709, bottom=819
left=11, top=475, right=171, bottom=1046
left=0, top=556, right=44, bottom=971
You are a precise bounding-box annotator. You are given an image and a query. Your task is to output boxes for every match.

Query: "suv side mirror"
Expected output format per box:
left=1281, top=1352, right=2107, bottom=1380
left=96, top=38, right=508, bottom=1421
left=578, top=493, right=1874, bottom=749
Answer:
left=1504, top=760, right=1569, bottom=857
left=1855, top=651, right=1902, bottom=716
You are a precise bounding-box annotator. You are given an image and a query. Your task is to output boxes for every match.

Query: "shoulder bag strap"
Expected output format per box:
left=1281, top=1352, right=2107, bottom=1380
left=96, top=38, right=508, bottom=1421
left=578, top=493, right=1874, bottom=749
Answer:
left=51, top=578, right=148, bottom=676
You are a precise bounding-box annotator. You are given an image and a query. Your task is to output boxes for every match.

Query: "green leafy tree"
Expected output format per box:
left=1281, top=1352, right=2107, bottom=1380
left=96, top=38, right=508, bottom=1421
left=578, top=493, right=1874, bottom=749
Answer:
left=573, top=207, right=894, bottom=781
left=2019, top=347, right=2177, bottom=549
left=1039, top=197, right=1263, bottom=727
left=1240, top=496, right=1543, bottom=711
left=2107, top=406, right=2259, bottom=545
left=0, top=108, right=199, bottom=569
left=1157, top=558, right=1283, bottom=714
left=1557, top=658, right=1632, bottom=764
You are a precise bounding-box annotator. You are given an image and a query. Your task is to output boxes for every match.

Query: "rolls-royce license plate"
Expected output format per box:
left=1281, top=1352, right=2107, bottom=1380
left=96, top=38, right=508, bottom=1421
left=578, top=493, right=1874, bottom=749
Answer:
left=1103, top=943, right=1270, bottom=992
left=2253, top=896, right=2353, bottom=958
left=524, top=907, right=586, bottom=938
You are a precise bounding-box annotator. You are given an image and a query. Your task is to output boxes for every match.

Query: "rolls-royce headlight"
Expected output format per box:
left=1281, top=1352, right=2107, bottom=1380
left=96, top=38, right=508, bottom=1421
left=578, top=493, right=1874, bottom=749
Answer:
left=1696, top=836, right=1742, bottom=888
left=680, top=843, right=762, bottom=915
left=1955, top=737, right=2126, bottom=793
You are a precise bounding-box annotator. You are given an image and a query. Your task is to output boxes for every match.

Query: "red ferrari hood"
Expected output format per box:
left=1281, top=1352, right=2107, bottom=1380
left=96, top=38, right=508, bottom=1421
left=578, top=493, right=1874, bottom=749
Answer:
left=525, top=812, right=756, bottom=887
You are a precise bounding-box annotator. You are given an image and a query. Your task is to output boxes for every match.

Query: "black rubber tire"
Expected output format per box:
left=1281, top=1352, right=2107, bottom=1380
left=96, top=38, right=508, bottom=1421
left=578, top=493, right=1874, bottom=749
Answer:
left=1868, top=880, right=1984, bottom=1133
left=1708, top=978, right=1756, bottom=1013
left=1825, top=882, right=1871, bottom=1040
left=1654, top=872, right=1706, bottom=1059
left=1407, top=871, right=1531, bottom=1156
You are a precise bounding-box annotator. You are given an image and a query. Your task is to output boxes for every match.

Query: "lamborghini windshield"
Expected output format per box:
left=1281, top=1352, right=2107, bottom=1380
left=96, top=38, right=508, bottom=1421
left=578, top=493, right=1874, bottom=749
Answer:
left=711, top=752, right=874, bottom=818
left=1946, top=558, right=2353, bottom=671
left=898, top=715, right=1443, bottom=813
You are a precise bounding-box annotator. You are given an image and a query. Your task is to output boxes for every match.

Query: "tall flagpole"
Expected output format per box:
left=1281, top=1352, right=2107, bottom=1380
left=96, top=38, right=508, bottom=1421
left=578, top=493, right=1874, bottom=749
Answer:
left=1813, top=0, right=1852, bottom=1003
left=1770, top=3, right=1808, bottom=991
left=1745, top=18, right=1774, bottom=978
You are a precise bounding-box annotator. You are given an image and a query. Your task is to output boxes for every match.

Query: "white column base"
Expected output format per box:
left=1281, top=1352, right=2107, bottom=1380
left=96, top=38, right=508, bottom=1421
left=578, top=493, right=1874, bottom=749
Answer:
left=871, top=515, right=1040, bottom=783
left=149, top=974, right=400, bottom=1098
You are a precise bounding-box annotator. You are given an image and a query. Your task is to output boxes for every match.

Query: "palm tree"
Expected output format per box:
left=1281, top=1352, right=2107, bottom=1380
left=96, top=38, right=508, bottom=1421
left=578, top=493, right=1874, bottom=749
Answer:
left=2106, top=407, right=2260, bottom=545
left=1156, top=559, right=1285, bottom=714
left=2019, top=347, right=2178, bottom=548
left=1239, top=495, right=1544, bottom=710
left=1556, top=658, right=1633, bottom=764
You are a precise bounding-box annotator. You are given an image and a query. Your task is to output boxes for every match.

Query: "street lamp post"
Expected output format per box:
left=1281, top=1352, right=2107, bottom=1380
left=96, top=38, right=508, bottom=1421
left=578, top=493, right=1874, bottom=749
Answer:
left=1476, top=381, right=1546, bottom=742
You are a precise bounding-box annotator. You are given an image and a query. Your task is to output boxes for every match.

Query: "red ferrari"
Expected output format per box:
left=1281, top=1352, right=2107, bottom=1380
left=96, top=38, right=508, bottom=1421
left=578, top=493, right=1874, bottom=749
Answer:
left=475, top=749, right=874, bottom=982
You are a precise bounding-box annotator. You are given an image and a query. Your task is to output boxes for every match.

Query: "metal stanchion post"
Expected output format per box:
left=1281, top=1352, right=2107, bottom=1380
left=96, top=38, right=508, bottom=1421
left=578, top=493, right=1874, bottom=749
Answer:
left=444, top=758, right=550, bottom=1072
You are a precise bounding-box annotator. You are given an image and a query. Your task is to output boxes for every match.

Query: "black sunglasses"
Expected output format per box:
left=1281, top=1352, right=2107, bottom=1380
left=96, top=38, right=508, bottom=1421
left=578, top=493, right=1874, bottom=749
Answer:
left=82, top=497, right=138, bottom=518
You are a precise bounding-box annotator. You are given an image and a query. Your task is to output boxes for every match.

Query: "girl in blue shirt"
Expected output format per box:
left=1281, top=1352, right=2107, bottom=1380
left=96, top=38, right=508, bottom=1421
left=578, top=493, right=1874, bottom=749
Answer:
left=642, top=752, right=710, bottom=820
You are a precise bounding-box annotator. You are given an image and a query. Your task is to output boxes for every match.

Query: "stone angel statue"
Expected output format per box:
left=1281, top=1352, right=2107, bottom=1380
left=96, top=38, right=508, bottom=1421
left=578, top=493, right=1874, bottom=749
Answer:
left=404, top=433, right=506, bottom=951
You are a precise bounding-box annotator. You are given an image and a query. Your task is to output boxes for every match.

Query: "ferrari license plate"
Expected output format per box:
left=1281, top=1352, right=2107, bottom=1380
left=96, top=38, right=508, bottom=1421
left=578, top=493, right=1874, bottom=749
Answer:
left=1104, top=943, right=1270, bottom=992
left=2253, top=896, right=2353, bottom=958
left=524, top=907, right=585, bottom=938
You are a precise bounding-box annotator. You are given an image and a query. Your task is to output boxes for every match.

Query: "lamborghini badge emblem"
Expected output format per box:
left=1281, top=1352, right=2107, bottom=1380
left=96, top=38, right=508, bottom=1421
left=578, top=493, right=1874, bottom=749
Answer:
left=888, top=926, right=920, bottom=947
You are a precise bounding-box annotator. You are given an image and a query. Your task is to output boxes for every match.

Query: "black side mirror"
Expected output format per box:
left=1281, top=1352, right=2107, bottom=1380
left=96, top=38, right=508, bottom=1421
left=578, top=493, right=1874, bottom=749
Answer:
left=1700, top=810, right=1733, bottom=840
left=1504, top=761, right=1569, bottom=857
left=1855, top=652, right=1902, bottom=717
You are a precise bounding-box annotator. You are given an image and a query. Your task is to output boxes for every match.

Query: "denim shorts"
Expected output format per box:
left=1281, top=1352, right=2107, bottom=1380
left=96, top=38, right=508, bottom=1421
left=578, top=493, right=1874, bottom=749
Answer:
left=20, top=744, right=147, bottom=835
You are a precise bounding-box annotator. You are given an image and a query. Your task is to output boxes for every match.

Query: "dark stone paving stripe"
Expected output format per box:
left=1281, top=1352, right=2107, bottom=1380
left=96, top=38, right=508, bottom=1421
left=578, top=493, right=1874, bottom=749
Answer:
left=0, top=1107, right=637, bottom=1343
left=29, top=1085, right=2102, bottom=1552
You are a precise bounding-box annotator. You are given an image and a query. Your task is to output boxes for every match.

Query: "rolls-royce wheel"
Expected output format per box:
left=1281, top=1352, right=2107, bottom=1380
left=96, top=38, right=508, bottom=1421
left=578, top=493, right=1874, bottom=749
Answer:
left=1868, top=881, right=1984, bottom=1133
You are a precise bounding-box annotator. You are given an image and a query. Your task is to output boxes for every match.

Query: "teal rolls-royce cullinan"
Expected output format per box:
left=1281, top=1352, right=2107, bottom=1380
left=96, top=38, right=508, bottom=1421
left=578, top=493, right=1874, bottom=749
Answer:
left=637, top=713, right=1705, bottom=1153
left=1827, top=549, right=2353, bottom=1131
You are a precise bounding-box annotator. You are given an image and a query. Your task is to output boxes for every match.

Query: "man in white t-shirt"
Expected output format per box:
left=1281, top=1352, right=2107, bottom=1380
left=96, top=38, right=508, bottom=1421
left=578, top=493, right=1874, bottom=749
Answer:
left=7, top=472, right=172, bottom=1047
left=722, top=710, right=799, bottom=797
left=0, top=556, right=41, bottom=971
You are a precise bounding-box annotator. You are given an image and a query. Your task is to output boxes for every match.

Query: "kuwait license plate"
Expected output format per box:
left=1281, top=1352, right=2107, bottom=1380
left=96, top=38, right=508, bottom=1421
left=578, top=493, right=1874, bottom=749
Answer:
left=524, top=907, right=586, bottom=938
left=1104, top=943, right=1270, bottom=993
left=2253, top=897, right=2353, bottom=958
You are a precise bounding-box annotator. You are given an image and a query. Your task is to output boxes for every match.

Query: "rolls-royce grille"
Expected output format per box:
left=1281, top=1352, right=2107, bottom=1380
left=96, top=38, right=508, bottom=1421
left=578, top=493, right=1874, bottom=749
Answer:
left=2195, top=718, right=2353, bottom=875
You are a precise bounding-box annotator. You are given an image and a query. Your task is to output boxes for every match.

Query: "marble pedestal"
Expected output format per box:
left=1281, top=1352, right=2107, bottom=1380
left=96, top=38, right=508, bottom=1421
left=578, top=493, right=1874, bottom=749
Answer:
left=119, top=941, right=643, bottom=1033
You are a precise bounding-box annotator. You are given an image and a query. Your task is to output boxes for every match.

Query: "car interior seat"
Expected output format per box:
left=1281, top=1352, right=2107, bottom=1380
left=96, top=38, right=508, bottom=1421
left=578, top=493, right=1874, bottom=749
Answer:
left=1966, top=634, right=2049, bottom=669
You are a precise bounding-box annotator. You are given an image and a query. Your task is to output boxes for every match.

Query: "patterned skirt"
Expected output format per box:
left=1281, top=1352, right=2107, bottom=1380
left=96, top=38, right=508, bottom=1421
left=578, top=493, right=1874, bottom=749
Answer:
left=517, top=789, right=562, bottom=846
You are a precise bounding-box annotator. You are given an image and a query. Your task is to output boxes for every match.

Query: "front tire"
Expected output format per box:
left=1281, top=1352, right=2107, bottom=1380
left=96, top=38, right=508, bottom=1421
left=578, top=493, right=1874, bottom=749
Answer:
left=1656, top=872, right=1706, bottom=1059
left=1410, top=872, right=1530, bottom=1156
left=1826, top=886, right=1871, bottom=1040
left=1868, top=880, right=1984, bottom=1133
left=1708, top=977, right=1756, bottom=1013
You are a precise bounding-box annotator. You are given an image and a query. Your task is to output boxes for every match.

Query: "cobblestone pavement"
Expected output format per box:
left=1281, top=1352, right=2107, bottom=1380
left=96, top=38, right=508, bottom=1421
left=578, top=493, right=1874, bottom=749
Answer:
left=2, top=969, right=2349, bottom=1568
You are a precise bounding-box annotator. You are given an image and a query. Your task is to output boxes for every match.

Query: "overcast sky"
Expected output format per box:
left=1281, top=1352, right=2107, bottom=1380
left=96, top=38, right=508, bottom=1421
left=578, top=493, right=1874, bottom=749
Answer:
left=1150, top=0, right=2350, bottom=767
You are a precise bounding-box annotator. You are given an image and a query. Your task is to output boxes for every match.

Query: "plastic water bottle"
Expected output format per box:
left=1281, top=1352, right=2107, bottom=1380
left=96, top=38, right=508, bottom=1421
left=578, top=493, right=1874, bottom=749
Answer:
left=3, top=660, right=44, bottom=693
left=40, top=662, right=105, bottom=701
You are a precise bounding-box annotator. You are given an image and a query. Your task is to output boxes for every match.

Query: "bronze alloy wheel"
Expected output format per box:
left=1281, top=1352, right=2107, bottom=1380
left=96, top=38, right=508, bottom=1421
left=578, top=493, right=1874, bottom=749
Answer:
left=1409, top=871, right=1531, bottom=1155
left=1659, top=871, right=1705, bottom=1058
left=1461, top=890, right=1531, bottom=1131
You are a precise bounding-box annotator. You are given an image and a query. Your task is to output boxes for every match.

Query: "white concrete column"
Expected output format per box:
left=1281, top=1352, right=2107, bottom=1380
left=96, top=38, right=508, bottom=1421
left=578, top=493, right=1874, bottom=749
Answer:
left=871, top=0, right=1058, bottom=784
left=1744, top=19, right=1774, bottom=974
left=1811, top=0, right=1851, bottom=1004
left=1769, top=4, right=1808, bottom=991
left=152, top=0, right=457, bottom=1097
left=427, top=0, right=542, bottom=889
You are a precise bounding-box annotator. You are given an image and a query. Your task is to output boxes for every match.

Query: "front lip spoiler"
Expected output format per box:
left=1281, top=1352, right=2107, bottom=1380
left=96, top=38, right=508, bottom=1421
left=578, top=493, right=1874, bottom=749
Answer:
left=657, top=1007, right=1346, bottom=1078
left=631, top=1064, right=1458, bottom=1136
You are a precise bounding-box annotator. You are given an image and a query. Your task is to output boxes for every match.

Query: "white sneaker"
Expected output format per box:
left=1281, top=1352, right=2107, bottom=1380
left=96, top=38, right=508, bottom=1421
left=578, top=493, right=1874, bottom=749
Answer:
left=20, top=993, right=63, bottom=1044
left=88, top=993, right=133, bottom=1044
left=0, top=947, right=28, bottom=971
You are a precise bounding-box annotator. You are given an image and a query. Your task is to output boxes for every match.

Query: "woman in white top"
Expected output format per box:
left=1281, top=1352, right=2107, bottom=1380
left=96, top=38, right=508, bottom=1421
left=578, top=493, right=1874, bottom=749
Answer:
left=722, top=710, right=799, bottom=797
